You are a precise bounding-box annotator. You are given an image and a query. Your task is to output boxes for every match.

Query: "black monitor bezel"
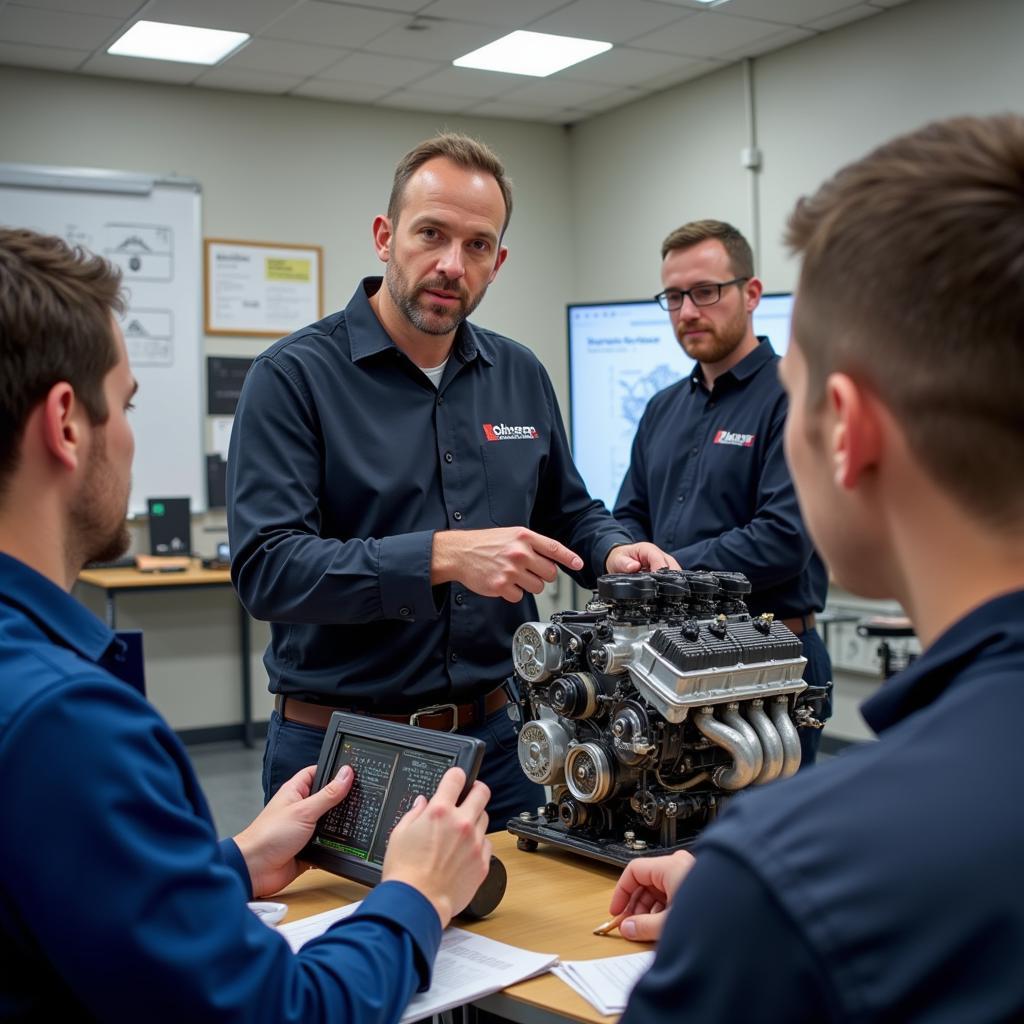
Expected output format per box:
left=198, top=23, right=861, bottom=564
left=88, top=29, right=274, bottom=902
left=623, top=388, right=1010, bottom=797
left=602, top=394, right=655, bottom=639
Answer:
left=301, top=711, right=486, bottom=886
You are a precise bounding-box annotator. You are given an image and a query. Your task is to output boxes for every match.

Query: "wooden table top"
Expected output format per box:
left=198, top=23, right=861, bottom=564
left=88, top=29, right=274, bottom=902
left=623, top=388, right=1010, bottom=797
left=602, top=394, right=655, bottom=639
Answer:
left=278, top=830, right=651, bottom=1024
left=78, top=561, right=232, bottom=588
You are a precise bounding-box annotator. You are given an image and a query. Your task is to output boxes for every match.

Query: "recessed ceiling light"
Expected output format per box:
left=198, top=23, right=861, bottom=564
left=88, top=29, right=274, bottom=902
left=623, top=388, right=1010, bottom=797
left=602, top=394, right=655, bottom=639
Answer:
left=108, top=20, right=249, bottom=65
left=453, top=30, right=612, bottom=78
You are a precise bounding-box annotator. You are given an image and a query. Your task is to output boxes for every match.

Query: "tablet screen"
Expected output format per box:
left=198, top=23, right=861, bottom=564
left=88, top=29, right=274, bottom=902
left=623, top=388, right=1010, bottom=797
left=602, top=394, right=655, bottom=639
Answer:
left=312, top=735, right=454, bottom=867
left=303, top=711, right=485, bottom=885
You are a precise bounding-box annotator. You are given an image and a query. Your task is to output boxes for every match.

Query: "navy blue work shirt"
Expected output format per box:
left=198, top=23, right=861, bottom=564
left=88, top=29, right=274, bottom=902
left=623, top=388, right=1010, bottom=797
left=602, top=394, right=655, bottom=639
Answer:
left=614, top=338, right=827, bottom=619
left=0, top=551, right=441, bottom=1023
left=227, top=277, right=630, bottom=708
left=622, top=589, right=1024, bottom=1022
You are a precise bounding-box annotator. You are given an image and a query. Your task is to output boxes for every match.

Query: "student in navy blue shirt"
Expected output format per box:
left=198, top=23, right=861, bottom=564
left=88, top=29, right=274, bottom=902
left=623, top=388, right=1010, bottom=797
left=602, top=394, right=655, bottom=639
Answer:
left=227, top=133, right=675, bottom=814
left=612, top=115, right=1024, bottom=1021
left=614, top=219, right=831, bottom=763
left=0, top=226, right=492, bottom=1023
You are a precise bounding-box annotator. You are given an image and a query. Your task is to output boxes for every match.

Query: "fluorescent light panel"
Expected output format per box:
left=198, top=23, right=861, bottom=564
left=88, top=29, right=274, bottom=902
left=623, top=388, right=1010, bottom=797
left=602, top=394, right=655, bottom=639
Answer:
left=453, top=30, right=612, bottom=78
left=108, top=20, right=249, bottom=65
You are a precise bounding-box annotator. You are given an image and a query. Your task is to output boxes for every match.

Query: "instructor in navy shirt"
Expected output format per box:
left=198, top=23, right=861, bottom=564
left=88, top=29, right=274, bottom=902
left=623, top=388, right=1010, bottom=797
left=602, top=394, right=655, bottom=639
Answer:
left=614, top=115, right=1024, bottom=1021
left=227, top=133, right=675, bottom=814
left=614, top=220, right=830, bottom=763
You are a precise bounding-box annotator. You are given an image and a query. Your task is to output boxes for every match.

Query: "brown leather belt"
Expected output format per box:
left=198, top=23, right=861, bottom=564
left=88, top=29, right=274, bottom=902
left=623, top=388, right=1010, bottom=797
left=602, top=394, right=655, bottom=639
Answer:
left=274, top=686, right=508, bottom=733
left=780, top=613, right=816, bottom=636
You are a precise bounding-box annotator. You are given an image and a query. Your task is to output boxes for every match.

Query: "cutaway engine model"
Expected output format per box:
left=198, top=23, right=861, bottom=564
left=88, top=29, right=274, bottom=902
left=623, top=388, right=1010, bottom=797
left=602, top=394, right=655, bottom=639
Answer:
left=508, top=570, right=826, bottom=867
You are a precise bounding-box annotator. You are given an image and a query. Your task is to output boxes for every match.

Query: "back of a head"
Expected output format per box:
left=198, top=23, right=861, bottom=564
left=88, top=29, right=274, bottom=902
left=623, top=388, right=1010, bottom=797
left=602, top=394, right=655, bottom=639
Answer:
left=0, top=227, right=123, bottom=493
left=786, top=114, right=1024, bottom=528
left=387, top=131, right=514, bottom=236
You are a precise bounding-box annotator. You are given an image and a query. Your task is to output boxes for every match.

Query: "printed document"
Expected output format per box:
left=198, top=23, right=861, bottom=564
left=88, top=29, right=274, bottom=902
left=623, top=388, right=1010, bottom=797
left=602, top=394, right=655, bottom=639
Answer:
left=279, top=903, right=557, bottom=1022
left=552, top=951, right=655, bottom=1016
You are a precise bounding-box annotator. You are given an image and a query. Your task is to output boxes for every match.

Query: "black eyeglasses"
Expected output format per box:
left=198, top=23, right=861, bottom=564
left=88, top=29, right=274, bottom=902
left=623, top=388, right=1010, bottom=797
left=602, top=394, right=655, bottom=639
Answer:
left=654, top=277, right=749, bottom=311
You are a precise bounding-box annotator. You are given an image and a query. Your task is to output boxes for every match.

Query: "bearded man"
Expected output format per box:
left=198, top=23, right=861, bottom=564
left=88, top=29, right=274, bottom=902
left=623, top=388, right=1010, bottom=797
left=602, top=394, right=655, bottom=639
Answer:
left=613, top=220, right=831, bottom=763
left=227, top=132, right=675, bottom=815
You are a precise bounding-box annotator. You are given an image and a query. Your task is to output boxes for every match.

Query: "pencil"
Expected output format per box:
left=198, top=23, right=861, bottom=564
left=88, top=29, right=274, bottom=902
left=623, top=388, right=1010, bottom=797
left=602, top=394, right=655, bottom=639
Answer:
left=592, top=908, right=630, bottom=936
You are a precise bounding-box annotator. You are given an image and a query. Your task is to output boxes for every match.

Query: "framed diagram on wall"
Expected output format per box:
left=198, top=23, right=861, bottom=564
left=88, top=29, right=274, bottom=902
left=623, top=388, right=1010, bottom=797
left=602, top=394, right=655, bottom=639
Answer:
left=204, top=237, right=323, bottom=337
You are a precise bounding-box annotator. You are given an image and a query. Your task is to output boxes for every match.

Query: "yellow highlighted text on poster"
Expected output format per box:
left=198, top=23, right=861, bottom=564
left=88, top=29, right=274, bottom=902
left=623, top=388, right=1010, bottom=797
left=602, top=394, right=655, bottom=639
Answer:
left=265, top=257, right=311, bottom=282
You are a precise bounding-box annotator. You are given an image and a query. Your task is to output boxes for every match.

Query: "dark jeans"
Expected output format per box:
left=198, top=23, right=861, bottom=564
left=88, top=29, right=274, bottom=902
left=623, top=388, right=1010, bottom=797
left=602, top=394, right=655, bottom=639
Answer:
left=798, top=626, right=833, bottom=767
left=262, top=701, right=545, bottom=832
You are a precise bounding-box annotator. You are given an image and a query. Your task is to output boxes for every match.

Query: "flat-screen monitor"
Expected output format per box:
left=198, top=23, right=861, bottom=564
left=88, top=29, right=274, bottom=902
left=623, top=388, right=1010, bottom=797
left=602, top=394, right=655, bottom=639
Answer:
left=568, top=293, right=792, bottom=512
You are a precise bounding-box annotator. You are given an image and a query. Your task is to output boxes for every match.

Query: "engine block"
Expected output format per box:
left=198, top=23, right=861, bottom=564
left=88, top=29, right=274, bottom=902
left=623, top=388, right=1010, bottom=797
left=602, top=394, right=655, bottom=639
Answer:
left=507, top=569, right=824, bottom=866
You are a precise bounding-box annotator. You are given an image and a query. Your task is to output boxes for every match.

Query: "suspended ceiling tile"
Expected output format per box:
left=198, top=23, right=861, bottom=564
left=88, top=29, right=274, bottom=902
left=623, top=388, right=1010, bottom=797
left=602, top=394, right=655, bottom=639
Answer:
left=641, top=56, right=725, bottom=91
left=629, top=11, right=792, bottom=58
left=718, top=24, right=814, bottom=60
left=81, top=51, right=207, bottom=83
left=0, top=39, right=89, bottom=70
left=362, top=18, right=502, bottom=60
left=261, top=2, right=405, bottom=49
left=194, top=66, right=306, bottom=93
left=224, top=37, right=350, bottom=75
left=419, top=0, right=573, bottom=28
left=0, top=4, right=123, bottom=49
left=13, top=0, right=143, bottom=16
left=375, top=88, right=479, bottom=113
left=317, top=49, right=441, bottom=87
left=529, top=0, right=691, bottom=45
left=503, top=75, right=623, bottom=108
left=806, top=4, right=880, bottom=30
left=710, top=0, right=865, bottom=26
left=291, top=77, right=394, bottom=102
left=319, top=0, right=432, bottom=11
left=409, top=65, right=525, bottom=100
left=142, top=0, right=299, bottom=34
left=560, top=45, right=704, bottom=87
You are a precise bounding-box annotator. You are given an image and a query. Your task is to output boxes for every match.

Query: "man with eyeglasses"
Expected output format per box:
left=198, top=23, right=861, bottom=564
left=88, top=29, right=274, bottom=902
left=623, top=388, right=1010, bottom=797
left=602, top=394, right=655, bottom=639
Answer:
left=613, top=219, right=831, bottom=764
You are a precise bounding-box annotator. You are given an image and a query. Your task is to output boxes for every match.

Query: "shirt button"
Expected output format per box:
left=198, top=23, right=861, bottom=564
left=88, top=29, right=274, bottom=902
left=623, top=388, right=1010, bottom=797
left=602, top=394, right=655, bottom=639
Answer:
left=690, top=447, right=698, bottom=455
left=437, top=396, right=445, bottom=405
left=453, top=511, right=463, bottom=521
left=455, top=593, right=464, bottom=605
left=444, top=451, right=454, bottom=463
left=677, top=495, right=685, bottom=503
left=399, top=606, right=411, bottom=617
left=450, top=652, right=459, bottom=663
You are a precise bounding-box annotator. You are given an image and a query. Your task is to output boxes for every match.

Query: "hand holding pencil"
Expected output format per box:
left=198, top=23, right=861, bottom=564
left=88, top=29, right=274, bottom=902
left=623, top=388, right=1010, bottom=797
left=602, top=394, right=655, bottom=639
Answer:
left=600, top=850, right=696, bottom=942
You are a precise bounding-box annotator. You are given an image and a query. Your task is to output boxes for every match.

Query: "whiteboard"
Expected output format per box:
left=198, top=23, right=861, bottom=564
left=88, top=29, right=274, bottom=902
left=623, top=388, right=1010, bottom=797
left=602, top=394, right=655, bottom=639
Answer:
left=0, top=163, right=205, bottom=517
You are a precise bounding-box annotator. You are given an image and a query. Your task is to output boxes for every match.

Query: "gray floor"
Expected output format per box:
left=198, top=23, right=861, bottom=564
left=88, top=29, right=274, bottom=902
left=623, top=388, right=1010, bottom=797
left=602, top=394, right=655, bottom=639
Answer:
left=189, top=740, right=266, bottom=839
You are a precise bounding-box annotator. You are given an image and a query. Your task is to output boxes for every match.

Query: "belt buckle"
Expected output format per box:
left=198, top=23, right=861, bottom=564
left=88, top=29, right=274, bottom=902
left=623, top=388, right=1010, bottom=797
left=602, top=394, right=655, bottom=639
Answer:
left=409, top=702, right=459, bottom=732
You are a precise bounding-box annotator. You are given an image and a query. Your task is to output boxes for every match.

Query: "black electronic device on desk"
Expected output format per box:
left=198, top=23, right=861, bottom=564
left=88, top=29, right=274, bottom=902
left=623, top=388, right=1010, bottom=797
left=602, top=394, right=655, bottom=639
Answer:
left=303, top=712, right=505, bottom=919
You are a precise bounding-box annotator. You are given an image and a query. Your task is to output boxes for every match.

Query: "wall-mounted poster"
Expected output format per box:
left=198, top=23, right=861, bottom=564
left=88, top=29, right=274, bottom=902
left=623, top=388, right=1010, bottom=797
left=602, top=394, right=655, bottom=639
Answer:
left=204, top=238, right=323, bottom=337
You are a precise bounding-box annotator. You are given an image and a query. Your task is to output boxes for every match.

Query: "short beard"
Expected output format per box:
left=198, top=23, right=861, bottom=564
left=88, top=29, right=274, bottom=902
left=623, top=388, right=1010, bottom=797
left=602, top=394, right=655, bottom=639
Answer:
left=73, top=429, right=131, bottom=569
left=385, top=260, right=485, bottom=336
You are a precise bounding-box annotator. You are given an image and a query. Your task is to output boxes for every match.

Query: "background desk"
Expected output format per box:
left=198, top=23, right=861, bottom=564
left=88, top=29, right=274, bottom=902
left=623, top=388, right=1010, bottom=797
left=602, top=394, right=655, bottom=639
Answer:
left=279, top=830, right=650, bottom=1024
left=76, top=563, right=255, bottom=747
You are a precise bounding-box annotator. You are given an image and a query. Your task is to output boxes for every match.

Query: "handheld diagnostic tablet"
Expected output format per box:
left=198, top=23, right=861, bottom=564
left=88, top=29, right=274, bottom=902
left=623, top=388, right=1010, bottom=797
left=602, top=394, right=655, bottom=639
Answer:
left=302, top=711, right=486, bottom=886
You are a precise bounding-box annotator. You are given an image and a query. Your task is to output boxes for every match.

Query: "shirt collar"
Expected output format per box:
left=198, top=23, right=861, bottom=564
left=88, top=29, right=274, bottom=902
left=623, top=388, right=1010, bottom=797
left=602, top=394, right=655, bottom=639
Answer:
left=346, top=277, right=493, bottom=367
left=861, top=588, right=1024, bottom=733
left=689, top=335, right=776, bottom=392
left=0, top=551, right=117, bottom=664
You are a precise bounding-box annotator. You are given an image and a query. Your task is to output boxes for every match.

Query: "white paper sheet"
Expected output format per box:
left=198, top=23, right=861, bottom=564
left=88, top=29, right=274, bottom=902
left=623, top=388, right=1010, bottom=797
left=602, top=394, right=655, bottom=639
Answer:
left=552, top=951, right=655, bottom=1016
left=278, top=902, right=558, bottom=1021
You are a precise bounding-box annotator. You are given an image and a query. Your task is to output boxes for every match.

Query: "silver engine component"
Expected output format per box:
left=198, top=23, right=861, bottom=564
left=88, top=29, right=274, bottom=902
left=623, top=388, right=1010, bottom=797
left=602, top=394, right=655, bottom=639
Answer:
left=508, top=570, right=824, bottom=866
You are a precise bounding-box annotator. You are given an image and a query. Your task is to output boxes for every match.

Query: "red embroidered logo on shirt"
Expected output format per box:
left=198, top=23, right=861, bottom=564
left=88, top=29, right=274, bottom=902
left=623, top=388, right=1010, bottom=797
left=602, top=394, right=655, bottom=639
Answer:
left=714, top=429, right=756, bottom=447
left=483, top=423, right=539, bottom=441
